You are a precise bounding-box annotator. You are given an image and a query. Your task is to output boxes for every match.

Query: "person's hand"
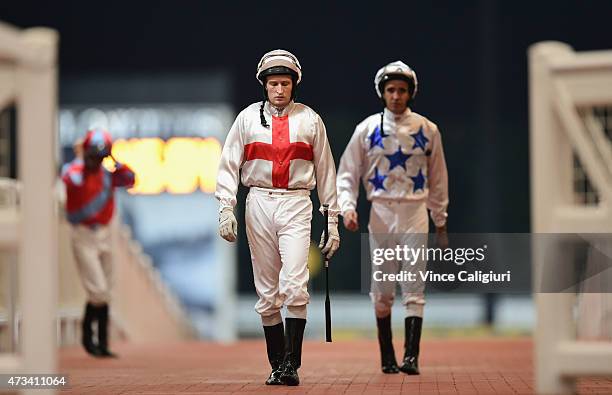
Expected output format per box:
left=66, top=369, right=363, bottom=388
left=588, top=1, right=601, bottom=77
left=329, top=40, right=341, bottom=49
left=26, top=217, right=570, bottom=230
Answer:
left=219, top=208, right=237, bottom=242
left=319, top=222, right=340, bottom=259
left=435, top=224, right=449, bottom=249
left=342, top=210, right=359, bottom=232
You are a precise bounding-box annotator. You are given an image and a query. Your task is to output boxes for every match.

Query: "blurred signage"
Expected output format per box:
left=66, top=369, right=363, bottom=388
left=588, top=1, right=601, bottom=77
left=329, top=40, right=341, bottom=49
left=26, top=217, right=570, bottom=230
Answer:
left=60, top=105, right=232, bottom=196
left=104, top=137, right=221, bottom=195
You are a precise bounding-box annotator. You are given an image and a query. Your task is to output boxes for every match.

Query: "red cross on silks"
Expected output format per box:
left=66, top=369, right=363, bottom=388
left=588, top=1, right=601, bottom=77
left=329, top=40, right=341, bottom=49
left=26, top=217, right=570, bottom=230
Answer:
left=244, top=115, right=314, bottom=188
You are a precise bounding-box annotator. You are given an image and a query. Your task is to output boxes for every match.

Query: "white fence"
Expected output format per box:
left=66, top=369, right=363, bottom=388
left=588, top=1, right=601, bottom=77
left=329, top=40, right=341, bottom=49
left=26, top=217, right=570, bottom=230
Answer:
left=0, top=21, right=58, bottom=395
left=529, top=41, right=612, bottom=394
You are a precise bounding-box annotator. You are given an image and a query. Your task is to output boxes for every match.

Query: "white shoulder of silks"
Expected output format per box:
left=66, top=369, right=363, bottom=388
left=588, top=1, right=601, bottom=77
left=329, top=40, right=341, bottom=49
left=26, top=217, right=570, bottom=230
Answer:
left=291, top=102, right=319, bottom=118
left=356, top=113, right=381, bottom=133
left=244, top=102, right=264, bottom=113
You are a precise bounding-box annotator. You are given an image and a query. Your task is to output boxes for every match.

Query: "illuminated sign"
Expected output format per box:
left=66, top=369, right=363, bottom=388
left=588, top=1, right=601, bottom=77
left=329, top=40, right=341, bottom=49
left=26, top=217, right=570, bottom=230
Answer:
left=104, top=137, right=222, bottom=195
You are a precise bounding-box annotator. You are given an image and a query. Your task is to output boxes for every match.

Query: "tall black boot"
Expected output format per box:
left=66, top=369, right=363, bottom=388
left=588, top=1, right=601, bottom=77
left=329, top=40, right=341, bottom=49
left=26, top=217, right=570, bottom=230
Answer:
left=82, top=303, right=103, bottom=356
left=280, top=318, right=306, bottom=386
left=263, top=322, right=285, bottom=385
left=376, top=315, right=399, bottom=374
left=399, top=316, right=422, bottom=375
left=97, top=304, right=118, bottom=358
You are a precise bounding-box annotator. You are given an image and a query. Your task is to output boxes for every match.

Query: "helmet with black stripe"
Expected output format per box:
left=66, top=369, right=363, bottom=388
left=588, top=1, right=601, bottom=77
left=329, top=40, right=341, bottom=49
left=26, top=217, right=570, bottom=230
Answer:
left=256, top=49, right=302, bottom=100
left=374, top=60, right=418, bottom=100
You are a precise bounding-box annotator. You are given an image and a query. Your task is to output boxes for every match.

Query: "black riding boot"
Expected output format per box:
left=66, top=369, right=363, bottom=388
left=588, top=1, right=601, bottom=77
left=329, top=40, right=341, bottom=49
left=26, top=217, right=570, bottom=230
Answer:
left=97, top=304, right=118, bottom=358
left=376, top=315, right=399, bottom=374
left=280, top=318, right=306, bottom=386
left=399, top=316, right=422, bottom=375
left=263, top=322, right=285, bottom=385
left=82, top=303, right=103, bottom=356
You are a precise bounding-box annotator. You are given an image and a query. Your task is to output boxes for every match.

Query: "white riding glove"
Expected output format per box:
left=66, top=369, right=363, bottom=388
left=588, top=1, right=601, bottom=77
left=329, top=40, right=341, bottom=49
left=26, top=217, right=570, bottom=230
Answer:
left=219, top=208, right=237, bottom=242
left=319, top=219, right=340, bottom=260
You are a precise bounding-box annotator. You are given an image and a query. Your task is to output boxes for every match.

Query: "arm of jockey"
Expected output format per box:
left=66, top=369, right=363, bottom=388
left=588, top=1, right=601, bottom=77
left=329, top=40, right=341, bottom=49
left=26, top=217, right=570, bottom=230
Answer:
left=426, top=123, right=449, bottom=229
left=312, top=114, right=340, bottom=221
left=111, top=161, right=136, bottom=188
left=337, top=123, right=366, bottom=216
left=215, top=111, right=245, bottom=214
left=61, top=159, right=85, bottom=189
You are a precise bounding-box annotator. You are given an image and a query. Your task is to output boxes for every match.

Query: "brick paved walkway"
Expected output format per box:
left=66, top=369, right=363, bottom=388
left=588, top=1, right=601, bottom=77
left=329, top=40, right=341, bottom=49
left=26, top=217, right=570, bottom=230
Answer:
left=57, top=338, right=612, bottom=394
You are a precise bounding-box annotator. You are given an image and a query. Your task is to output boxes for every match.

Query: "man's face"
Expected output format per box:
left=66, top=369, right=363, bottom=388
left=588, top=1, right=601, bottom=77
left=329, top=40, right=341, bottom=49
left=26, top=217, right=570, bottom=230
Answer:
left=383, top=79, right=410, bottom=114
left=266, top=75, right=293, bottom=108
left=84, top=152, right=103, bottom=171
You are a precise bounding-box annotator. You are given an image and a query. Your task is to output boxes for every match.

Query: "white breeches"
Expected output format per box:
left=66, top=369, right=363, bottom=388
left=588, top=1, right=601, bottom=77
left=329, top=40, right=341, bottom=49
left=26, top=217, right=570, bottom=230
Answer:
left=368, top=199, right=429, bottom=318
left=245, top=187, right=312, bottom=318
left=71, top=224, right=113, bottom=305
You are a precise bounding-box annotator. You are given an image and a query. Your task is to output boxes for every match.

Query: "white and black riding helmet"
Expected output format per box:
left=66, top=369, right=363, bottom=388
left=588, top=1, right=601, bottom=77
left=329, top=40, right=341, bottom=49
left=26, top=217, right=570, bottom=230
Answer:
left=374, top=60, right=418, bottom=100
left=256, top=49, right=302, bottom=127
left=256, top=49, right=302, bottom=96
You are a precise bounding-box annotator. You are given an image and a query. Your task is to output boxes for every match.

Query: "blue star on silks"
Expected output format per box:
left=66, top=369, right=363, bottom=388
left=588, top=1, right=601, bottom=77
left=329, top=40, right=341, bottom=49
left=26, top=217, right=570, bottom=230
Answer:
left=385, top=146, right=412, bottom=171
left=368, top=167, right=387, bottom=191
left=411, top=126, right=429, bottom=151
left=368, top=125, right=389, bottom=150
left=410, top=168, right=426, bottom=192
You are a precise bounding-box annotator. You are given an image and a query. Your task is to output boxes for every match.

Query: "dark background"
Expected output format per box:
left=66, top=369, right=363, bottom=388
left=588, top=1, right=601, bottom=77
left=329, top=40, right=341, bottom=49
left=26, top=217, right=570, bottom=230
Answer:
left=3, top=0, right=611, bottom=292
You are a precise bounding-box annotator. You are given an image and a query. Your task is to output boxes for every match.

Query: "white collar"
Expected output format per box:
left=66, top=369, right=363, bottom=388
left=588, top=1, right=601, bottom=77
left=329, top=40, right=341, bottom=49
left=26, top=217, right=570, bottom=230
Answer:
left=383, top=107, right=411, bottom=122
left=265, top=100, right=295, bottom=117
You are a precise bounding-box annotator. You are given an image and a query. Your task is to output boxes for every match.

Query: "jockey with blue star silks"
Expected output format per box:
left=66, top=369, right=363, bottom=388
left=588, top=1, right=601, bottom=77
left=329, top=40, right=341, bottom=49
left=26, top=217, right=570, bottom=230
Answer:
left=336, top=61, right=449, bottom=375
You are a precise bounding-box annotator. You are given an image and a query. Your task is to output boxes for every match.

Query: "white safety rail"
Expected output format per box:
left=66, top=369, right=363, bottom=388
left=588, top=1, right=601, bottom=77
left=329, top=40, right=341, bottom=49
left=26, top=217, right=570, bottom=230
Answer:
left=529, top=41, right=612, bottom=394
left=0, top=21, right=58, bottom=395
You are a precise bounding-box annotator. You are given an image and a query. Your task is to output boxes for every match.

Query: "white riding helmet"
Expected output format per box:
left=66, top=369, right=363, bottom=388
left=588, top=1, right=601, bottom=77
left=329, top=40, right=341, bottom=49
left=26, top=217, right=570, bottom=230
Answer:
left=256, top=49, right=302, bottom=85
left=374, top=60, right=418, bottom=99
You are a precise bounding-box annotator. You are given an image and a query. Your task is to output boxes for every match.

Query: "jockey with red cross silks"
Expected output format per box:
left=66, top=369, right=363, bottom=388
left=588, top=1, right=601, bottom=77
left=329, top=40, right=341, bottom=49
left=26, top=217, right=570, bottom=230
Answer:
left=215, top=49, right=340, bottom=386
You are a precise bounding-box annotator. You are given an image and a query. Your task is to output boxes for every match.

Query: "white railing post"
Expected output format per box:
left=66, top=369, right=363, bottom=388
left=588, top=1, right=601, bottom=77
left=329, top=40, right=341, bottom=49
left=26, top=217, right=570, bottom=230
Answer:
left=0, top=21, right=58, bottom=395
left=529, top=41, right=612, bottom=394
left=17, top=27, right=59, bottom=382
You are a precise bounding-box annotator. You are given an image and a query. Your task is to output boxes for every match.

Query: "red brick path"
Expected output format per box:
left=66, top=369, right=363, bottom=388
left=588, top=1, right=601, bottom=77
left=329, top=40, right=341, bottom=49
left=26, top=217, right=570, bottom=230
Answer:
left=57, top=338, right=612, bottom=394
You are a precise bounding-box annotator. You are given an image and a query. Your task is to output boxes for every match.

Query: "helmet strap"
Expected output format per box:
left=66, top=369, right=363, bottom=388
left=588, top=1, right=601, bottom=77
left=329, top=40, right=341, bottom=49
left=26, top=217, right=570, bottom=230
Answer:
left=259, top=100, right=269, bottom=128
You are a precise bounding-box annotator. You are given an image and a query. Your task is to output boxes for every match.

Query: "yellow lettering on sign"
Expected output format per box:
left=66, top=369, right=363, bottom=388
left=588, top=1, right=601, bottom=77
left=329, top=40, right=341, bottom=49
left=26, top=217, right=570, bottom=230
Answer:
left=108, top=137, right=222, bottom=195
left=199, top=138, right=222, bottom=194
left=164, top=137, right=201, bottom=194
